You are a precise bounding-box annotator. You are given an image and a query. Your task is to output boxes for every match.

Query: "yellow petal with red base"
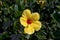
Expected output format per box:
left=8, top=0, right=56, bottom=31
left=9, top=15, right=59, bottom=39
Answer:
left=20, top=16, right=27, bottom=27
left=24, top=26, right=35, bottom=35
left=30, top=21, right=42, bottom=31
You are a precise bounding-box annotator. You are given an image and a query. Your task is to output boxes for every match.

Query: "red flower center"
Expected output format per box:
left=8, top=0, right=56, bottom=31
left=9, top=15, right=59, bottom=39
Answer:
left=27, top=19, right=32, bottom=24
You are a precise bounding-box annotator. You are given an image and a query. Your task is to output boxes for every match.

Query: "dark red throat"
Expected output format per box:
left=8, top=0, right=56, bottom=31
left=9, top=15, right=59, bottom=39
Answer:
left=27, top=19, right=32, bottom=24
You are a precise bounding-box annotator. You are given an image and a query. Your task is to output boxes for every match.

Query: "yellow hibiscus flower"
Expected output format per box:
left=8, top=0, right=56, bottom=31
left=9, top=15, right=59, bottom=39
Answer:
left=20, top=9, right=42, bottom=35
left=36, top=0, right=46, bottom=7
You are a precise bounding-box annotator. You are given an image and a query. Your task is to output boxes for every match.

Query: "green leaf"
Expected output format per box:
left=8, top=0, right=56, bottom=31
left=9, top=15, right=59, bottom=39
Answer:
left=53, top=30, right=60, bottom=39
left=56, top=6, right=60, bottom=10
left=53, top=13, right=60, bottom=23
left=35, top=30, right=46, bottom=40
left=0, top=34, right=3, bottom=40
left=25, top=35, right=30, bottom=39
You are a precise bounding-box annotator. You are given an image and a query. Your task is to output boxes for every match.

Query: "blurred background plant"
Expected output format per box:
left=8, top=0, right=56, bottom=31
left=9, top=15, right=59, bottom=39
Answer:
left=0, top=0, right=60, bottom=40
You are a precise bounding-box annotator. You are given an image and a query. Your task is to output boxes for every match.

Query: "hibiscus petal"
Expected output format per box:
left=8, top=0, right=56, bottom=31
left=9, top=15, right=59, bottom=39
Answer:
left=20, top=17, right=27, bottom=27
left=32, top=12, right=40, bottom=21
left=22, top=9, right=32, bottom=19
left=24, top=26, right=35, bottom=35
left=30, top=21, right=42, bottom=31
